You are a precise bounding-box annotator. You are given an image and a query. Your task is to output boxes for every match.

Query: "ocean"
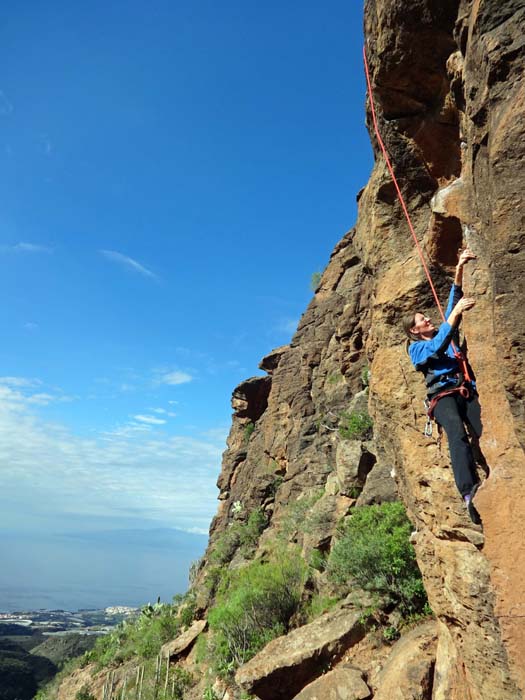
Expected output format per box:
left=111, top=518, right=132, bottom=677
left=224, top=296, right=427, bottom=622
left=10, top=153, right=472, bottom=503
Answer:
left=0, top=528, right=208, bottom=612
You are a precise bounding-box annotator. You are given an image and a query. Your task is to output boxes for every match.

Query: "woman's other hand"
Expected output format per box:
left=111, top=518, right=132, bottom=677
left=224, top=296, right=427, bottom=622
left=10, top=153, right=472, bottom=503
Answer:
left=448, top=297, right=476, bottom=326
left=458, top=248, right=477, bottom=267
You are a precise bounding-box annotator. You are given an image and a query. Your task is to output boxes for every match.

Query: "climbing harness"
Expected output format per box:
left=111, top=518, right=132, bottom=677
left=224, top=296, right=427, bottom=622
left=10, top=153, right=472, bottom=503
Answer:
left=362, top=46, right=473, bottom=385
left=423, top=382, right=472, bottom=439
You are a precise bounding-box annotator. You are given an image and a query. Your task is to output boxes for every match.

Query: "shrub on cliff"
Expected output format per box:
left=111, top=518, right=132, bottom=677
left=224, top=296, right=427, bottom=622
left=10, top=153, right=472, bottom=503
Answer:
left=84, top=598, right=189, bottom=668
left=338, top=410, right=373, bottom=440
left=327, top=502, right=427, bottom=616
left=207, top=551, right=305, bottom=676
left=209, top=507, right=268, bottom=567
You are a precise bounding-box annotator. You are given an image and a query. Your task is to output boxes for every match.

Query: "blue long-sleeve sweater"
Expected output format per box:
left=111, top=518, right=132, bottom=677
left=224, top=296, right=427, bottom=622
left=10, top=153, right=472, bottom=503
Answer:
left=408, top=284, right=473, bottom=396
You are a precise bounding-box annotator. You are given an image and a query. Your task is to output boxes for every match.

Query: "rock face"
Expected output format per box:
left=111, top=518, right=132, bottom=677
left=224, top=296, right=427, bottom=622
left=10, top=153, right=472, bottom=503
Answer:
left=363, top=0, right=525, bottom=696
left=197, top=1, right=525, bottom=698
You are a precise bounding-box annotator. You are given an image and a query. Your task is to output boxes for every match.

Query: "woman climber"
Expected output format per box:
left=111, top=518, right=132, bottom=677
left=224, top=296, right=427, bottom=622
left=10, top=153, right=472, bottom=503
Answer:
left=403, top=248, right=482, bottom=523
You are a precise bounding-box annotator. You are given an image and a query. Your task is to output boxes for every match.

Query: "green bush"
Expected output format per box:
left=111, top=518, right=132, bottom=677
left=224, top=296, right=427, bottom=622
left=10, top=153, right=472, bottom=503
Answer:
left=75, top=687, right=96, bottom=700
left=338, top=410, right=373, bottom=440
left=310, top=271, right=322, bottom=292
left=209, top=527, right=241, bottom=566
left=279, top=491, right=324, bottom=540
left=203, top=687, right=219, bottom=700
left=207, top=553, right=305, bottom=675
left=171, top=667, right=193, bottom=700
left=238, top=508, right=267, bottom=555
left=84, top=601, right=184, bottom=669
left=304, top=594, right=338, bottom=621
left=327, top=502, right=427, bottom=617
left=308, top=549, right=327, bottom=572
left=243, top=421, right=255, bottom=443
left=209, top=508, right=268, bottom=566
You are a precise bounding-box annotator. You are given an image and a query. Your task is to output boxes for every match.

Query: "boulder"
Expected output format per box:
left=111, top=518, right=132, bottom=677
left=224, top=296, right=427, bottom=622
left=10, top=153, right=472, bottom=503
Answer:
left=235, top=603, right=366, bottom=700
left=292, top=666, right=371, bottom=700
left=160, top=620, right=206, bottom=659
left=372, top=622, right=437, bottom=700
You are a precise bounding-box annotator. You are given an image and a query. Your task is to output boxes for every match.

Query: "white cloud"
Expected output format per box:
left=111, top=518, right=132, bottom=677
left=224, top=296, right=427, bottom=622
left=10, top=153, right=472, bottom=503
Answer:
left=0, top=376, right=41, bottom=388
left=1, top=242, right=52, bottom=253
left=134, top=414, right=167, bottom=425
left=0, top=380, right=74, bottom=407
left=100, top=249, right=157, bottom=279
left=26, top=392, right=58, bottom=406
left=24, top=322, right=39, bottom=331
left=119, top=383, right=136, bottom=392
left=0, top=385, right=223, bottom=534
left=159, top=371, right=193, bottom=386
left=148, top=408, right=177, bottom=418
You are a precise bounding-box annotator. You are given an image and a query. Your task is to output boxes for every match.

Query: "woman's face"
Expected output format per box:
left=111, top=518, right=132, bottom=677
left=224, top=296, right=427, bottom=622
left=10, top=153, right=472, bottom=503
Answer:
left=411, top=312, right=435, bottom=337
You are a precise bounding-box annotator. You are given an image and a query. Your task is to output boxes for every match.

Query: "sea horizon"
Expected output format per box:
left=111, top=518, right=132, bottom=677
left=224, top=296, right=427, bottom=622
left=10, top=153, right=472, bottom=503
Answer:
left=0, top=527, right=208, bottom=614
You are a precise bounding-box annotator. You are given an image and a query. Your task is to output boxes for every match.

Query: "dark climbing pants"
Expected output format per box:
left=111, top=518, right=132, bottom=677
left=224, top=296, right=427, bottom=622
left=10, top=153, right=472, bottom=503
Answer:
left=433, top=393, right=483, bottom=497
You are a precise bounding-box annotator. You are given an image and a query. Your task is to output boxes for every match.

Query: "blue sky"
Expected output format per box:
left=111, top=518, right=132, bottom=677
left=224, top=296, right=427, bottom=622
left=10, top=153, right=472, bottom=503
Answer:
left=0, top=0, right=372, bottom=565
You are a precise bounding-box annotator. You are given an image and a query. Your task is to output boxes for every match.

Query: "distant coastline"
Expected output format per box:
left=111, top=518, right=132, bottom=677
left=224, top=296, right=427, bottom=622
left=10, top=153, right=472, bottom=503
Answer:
left=0, top=607, right=139, bottom=637
left=0, top=527, right=208, bottom=614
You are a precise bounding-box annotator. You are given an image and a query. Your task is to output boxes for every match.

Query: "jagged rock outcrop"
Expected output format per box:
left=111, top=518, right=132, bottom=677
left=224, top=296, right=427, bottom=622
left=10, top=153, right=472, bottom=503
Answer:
left=198, top=0, right=525, bottom=697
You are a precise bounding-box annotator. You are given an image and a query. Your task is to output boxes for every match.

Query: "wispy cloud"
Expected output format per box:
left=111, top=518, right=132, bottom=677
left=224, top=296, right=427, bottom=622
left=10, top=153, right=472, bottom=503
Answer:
left=150, top=408, right=177, bottom=417
left=1, top=242, right=52, bottom=253
left=158, top=371, right=193, bottom=386
left=0, top=90, right=13, bottom=115
left=100, top=250, right=157, bottom=279
left=23, top=322, right=39, bottom=332
left=0, top=376, right=42, bottom=388
left=134, top=414, right=166, bottom=425
left=0, top=382, right=223, bottom=534
left=0, top=378, right=74, bottom=407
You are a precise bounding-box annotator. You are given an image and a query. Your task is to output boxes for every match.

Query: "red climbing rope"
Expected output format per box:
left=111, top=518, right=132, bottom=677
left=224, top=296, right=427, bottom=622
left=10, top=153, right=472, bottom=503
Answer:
left=362, top=45, right=446, bottom=323
left=362, top=45, right=471, bottom=381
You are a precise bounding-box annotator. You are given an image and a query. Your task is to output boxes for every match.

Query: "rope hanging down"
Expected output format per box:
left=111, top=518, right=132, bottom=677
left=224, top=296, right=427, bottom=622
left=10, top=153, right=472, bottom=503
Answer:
left=362, top=45, right=471, bottom=380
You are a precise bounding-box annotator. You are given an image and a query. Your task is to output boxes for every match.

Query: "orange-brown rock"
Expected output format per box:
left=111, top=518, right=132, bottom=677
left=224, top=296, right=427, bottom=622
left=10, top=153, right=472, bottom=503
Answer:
left=235, top=602, right=367, bottom=700
left=372, top=622, right=437, bottom=700
left=161, top=619, right=207, bottom=659
left=363, top=0, right=525, bottom=696
left=291, top=666, right=371, bottom=700
left=201, top=1, right=525, bottom=697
